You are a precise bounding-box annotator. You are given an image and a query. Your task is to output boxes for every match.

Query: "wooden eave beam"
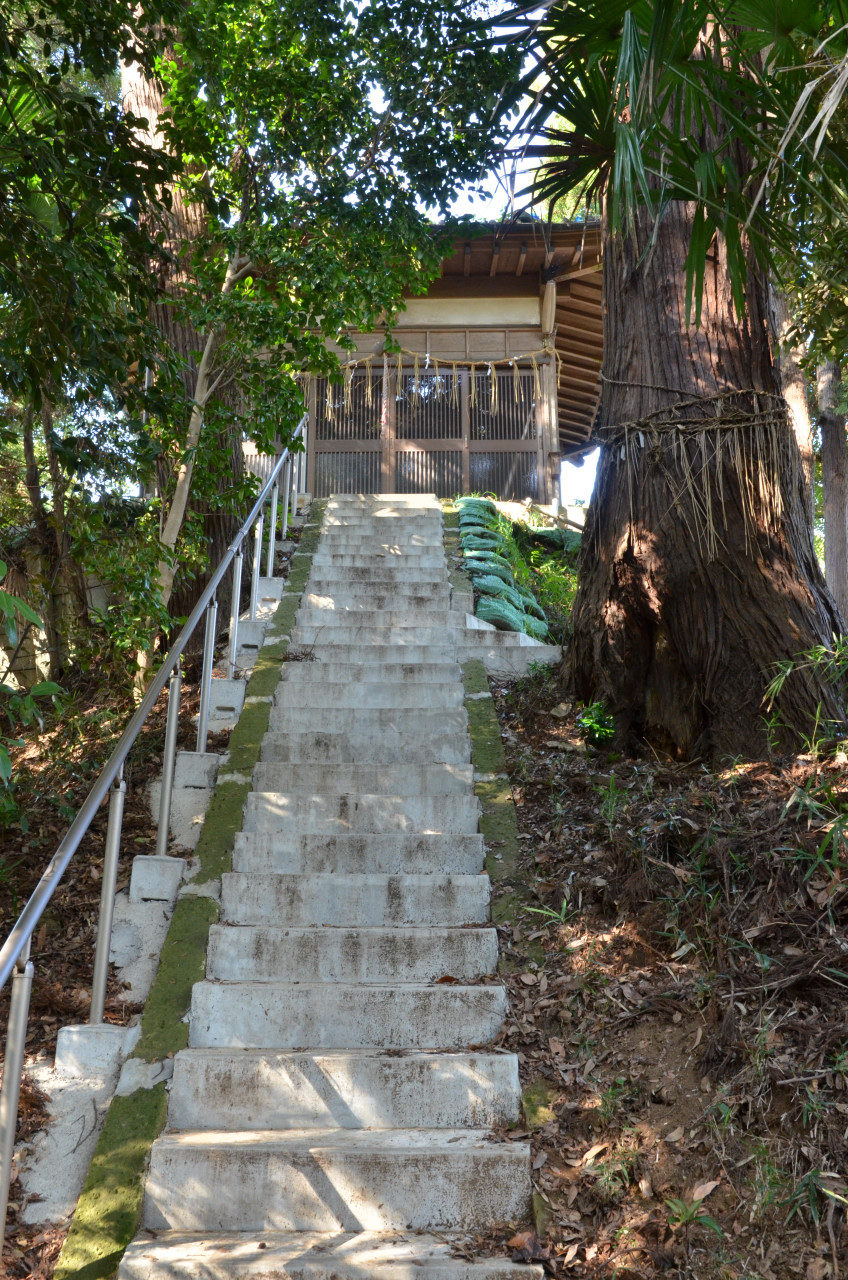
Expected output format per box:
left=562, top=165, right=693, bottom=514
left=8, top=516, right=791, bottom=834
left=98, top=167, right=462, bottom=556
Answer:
left=515, top=244, right=527, bottom=277
left=489, top=244, right=501, bottom=277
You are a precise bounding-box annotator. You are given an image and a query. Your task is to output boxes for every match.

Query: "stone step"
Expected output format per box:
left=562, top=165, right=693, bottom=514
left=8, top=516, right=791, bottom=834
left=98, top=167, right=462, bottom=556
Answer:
left=250, top=765, right=474, bottom=796
left=206, top=925, right=498, bottom=984
left=241, top=792, right=481, bottom=836
left=303, top=592, right=450, bottom=611
left=317, top=530, right=440, bottom=542
left=305, top=569, right=449, bottom=585
left=119, top=1230, right=543, bottom=1280
left=259, top=729, right=470, bottom=765
left=287, top=645, right=463, bottom=665
left=274, top=660, right=461, bottom=683
left=291, top=629, right=458, bottom=647
left=308, top=554, right=446, bottom=570
left=262, top=708, right=468, bottom=735
left=189, top=982, right=507, bottom=1050
left=167, top=1049, right=518, bottom=1131
left=270, top=683, right=463, bottom=710
left=220, top=873, right=490, bottom=926
left=293, top=609, right=455, bottom=629
left=232, top=832, right=485, bottom=875
left=142, top=1129, right=530, bottom=1232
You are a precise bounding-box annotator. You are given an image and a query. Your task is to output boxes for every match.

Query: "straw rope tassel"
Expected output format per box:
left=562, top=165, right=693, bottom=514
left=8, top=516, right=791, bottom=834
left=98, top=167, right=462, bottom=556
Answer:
left=343, top=365, right=353, bottom=414
left=365, top=357, right=373, bottom=407
left=325, top=377, right=334, bottom=422
left=489, top=362, right=497, bottom=415
left=531, top=354, right=541, bottom=403
left=413, top=353, right=421, bottom=409
left=452, top=363, right=459, bottom=408
left=470, top=362, right=477, bottom=408
left=512, top=359, right=520, bottom=403
left=396, top=350, right=403, bottom=401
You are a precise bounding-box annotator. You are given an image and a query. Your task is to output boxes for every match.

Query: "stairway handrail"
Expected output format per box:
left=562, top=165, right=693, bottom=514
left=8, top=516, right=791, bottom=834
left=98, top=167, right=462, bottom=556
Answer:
left=0, top=413, right=306, bottom=993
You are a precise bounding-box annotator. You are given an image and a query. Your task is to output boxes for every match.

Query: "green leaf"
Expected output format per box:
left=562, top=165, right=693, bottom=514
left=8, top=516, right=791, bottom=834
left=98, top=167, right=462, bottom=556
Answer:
left=0, top=746, right=12, bottom=786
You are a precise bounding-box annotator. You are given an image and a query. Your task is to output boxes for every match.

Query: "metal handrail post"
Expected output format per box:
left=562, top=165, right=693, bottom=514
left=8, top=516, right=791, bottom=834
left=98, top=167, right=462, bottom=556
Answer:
left=266, top=483, right=278, bottom=579
left=227, top=550, right=244, bottom=678
left=290, top=452, right=298, bottom=519
left=281, top=460, right=291, bottom=540
left=89, top=773, right=127, bottom=1022
left=154, top=670, right=182, bottom=860
left=0, top=944, right=33, bottom=1238
left=249, top=513, right=264, bottom=619
left=195, top=598, right=218, bottom=754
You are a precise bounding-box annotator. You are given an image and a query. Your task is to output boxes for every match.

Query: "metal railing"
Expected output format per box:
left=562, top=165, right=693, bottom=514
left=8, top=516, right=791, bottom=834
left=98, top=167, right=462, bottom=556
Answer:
left=0, top=414, right=307, bottom=1235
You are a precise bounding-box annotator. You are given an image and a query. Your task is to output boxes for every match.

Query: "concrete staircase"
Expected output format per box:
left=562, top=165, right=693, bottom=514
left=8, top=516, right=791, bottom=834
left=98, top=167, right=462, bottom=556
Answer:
left=120, top=494, right=538, bottom=1280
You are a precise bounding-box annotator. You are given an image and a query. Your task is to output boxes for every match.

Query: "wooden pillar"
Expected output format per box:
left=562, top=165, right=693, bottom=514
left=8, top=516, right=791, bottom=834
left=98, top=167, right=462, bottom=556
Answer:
left=461, top=370, right=471, bottom=494
left=306, top=376, right=317, bottom=497
left=380, top=355, right=396, bottom=493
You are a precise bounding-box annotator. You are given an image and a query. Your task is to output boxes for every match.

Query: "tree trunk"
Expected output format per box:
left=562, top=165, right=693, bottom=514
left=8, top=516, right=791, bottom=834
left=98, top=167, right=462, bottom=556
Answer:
left=120, top=54, right=243, bottom=633
left=818, top=362, right=848, bottom=622
left=770, top=285, right=814, bottom=526
left=568, top=200, right=845, bottom=759
left=21, top=408, right=65, bottom=680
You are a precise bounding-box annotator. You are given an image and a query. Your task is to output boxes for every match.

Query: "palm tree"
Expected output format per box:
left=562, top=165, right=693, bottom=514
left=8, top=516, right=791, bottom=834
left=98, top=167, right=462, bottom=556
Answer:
left=505, top=0, right=848, bottom=757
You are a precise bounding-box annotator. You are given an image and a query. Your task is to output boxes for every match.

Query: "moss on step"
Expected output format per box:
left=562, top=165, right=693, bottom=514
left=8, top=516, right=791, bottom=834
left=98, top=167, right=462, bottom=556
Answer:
left=52, top=1083, right=167, bottom=1280
left=134, top=895, right=218, bottom=1062
left=461, top=659, right=490, bottom=697
left=51, top=501, right=323, bottom=1279
left=461, top=659, right=544, bottom=969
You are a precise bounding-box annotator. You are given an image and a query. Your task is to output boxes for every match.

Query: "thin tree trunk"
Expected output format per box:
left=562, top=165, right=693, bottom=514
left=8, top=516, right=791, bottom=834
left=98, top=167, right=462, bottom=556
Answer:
left=770, top=285, right=814, bottom=526
left=818, top=362, right=848, bottom=622
left=21, top=408, right=65, bottom=680
left=120, top=54, right=244, bottom=629
left=568, top=200, right=845, bottom=759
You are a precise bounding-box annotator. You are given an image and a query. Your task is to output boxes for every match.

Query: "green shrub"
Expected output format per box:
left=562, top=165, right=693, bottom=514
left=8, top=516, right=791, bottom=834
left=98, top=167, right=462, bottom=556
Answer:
left=464, top=559, right=515, bottom=585
left=473, top=576, right=527, bottom=612
left=576, top=701, right=615, bottom=746
left=476, top=595, right=526, bottom=632
left=462, top=531, right=507, bottom=553
left=457, top=496, right=498, bottom=520
left=523, top=614, right=550, bottom=642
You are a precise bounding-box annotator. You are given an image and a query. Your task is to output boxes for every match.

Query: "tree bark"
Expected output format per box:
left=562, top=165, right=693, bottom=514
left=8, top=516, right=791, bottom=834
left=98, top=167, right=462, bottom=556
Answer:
left=568, top=200, right=845, bottom=759
left=21, top=408, right=65, bottom=680
left=770, top=285, right=814, bottom=527
left=818, top=362, right=848, bottom=622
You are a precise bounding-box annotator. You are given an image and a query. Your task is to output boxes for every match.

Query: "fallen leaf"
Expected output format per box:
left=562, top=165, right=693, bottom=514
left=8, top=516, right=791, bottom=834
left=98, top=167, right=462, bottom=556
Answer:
left=581, top=1141, right=609, bottom=1166
left=690, top=1179, right=720, bottom=1202
left=666, top=1126, right=684, bottom=1143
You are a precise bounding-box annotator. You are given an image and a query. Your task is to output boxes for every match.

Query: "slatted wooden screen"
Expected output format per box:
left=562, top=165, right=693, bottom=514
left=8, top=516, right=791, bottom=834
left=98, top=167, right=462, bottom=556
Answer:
left=309, top=366, right=544, bottom=500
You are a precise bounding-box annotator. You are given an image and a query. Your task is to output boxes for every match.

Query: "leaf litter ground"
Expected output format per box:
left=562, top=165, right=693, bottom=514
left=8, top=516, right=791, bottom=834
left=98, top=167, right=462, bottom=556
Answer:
left=472, top=665, right=848, bottom=1280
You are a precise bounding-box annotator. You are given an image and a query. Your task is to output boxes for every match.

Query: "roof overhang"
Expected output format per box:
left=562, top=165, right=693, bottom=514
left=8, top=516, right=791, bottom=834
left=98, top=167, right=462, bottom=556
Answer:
left=421, top=221, right=603, bottom=456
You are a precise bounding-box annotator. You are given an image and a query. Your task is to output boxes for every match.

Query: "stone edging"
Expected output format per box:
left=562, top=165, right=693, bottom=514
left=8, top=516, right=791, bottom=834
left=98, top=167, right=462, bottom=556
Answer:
left=52, top=500, right=326, bottom=1280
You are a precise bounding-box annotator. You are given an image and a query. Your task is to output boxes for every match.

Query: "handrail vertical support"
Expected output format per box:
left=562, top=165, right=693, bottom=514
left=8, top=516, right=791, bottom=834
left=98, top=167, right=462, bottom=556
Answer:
left=0, top=943, right=33, bottom=1238
left=195, top=598, right=218, bottom=753
left=281, top=460, right=290, bottom=540
left=290, top=454, right=298, bottom=519
left=249, top=514, right=264, bottom=619
left=90, top=772, right=127, bottom=1023
left=266, top=483, right=278, bottom=579
left=154, top=670, right=182, bottom=861
left=227, top=550, right=244, bottom=679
